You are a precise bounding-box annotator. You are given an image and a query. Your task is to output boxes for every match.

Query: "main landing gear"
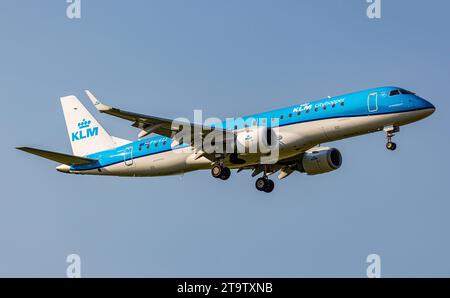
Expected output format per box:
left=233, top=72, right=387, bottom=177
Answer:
left=255, top=165, right=275, bottom=193
left=211, top=164, right=231, bottom=180
left=211, top=163, right=275, bottom=193
left=384, top=125, right=399, bottom=151
left=255, top=177, right=275, bottom=193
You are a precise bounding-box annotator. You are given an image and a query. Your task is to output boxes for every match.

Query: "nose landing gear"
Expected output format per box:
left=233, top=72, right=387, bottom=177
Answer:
left=386, top=141, right=397, bottom=151
left=384, top=125, right=399, bottom=151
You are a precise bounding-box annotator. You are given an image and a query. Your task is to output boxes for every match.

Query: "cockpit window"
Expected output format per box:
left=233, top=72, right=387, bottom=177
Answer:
left=389, top=90, right=400, bottom=96
left=400, top=89, right=415, bottom=95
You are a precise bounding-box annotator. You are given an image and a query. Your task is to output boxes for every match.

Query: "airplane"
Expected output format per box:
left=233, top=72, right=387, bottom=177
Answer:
left=17, top=86, right=435, bottom=193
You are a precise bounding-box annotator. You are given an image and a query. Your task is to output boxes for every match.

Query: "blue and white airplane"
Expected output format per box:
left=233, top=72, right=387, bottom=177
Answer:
left=17, top=87, right=435, bottom=193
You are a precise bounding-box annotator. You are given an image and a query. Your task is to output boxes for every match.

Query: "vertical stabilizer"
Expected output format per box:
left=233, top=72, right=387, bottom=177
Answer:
left=60, top=95, right=116, bottom=156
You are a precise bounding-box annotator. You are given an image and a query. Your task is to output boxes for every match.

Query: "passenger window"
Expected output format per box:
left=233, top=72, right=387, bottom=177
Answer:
left=323, top=105, right=327, bottom=110
left=163, top=141, right=167, bottom=145
left=314, top=107, right=318, bottom=112
left=389, top=90, right=400, bottom=96
left=297, top=111, right=301, bottom=116
left=289, top=113, right=292, bottom=118
left=340, top=102, right=344, bottom=106
left=280, top=115, right=284, bottom=120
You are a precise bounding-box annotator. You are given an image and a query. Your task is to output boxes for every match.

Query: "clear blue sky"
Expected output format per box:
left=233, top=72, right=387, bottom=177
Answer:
left=1, top=0, right=449, bottom=277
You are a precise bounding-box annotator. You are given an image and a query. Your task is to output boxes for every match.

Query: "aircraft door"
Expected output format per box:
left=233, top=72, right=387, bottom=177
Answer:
left=124, top=146, right=134, bottom=166
left=368, top=92, right=378, bottom=112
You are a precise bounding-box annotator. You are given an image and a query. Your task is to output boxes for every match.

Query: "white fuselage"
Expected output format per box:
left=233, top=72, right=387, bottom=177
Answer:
left=71, top=108, right=433, bottom=177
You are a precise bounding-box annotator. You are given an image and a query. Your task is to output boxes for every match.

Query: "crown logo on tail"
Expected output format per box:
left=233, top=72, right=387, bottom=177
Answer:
left=78, top=119, right=91, bottom=129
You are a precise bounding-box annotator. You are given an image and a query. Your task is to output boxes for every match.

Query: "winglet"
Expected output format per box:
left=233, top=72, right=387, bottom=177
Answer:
left=85, top=90, right=113, bottom=112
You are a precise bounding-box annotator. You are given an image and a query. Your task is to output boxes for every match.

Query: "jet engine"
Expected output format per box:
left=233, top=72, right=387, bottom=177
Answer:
left=235, top=127, right=277, bottom=154
left=299, top=147, right=342, bottom=175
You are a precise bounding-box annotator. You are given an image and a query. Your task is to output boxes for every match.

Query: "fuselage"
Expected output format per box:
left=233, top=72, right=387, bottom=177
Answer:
left=61, top=86, right=435, bottom=176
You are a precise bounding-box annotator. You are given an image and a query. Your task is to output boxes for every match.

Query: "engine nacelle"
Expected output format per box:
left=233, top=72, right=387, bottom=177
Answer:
left=235, top=127, right=278, bottom=154
left=300, top=147, right=342, bottom=175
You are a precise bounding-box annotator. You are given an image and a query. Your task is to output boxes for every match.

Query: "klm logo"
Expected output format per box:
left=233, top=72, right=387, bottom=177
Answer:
left=72, top=119, right=98, bottom=142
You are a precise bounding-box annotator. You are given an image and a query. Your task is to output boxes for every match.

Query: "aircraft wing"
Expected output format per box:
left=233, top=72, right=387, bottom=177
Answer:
left=85, top=90, right=234, bottom=142
left=16, top=147, right=97, bottom=165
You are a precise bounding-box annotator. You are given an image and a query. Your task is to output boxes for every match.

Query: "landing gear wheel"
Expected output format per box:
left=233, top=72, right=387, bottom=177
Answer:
left=255, top=177, right=275, bottom=193
left=386, top=142, right=397, bottom=151
left=219, top=167, right=231, bottom=180
left=211, top=165, right=223, bottom=178
left=263, top=179, right=275, bottom=193
left=384, top=126, right=399, bottom=152
left=255, top=177, right=267, bottom=191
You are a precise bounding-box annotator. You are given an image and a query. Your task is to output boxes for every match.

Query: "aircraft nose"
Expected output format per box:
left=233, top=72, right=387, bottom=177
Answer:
left=423, top=99, right=435, bottom=111
left=413, top=96, right=435, bottom=119
left=56, top=164, right=70, bottom=173
left=424, top=100, right=436, bottom=116
left=415, top=96, right=435, bottom=111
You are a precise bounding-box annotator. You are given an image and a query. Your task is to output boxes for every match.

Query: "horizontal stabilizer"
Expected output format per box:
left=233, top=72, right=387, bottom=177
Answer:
left=16, top=147, right=97, bottom=165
